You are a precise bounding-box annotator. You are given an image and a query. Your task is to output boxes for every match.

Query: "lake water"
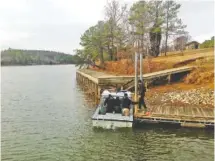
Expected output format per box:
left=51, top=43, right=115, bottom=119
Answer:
left=1, top=65, right=214, bottom=161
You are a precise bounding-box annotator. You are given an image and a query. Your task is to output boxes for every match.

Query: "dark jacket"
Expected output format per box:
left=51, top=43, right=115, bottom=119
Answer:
left=122, top=97, right=138, bottom=109
left=139, top=82, right=146, bottom=97
left=104, top=97, right=114, bottom=113
left=114, top=98, right=121, bottom=107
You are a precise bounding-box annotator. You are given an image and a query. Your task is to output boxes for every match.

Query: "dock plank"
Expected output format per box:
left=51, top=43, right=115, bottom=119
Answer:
left=78, top=66, right=195, bottom=86
left=192, top=107, right=198, bottom=117
left=136, top=105, right=214, bottom=127
left=204, top=107, right=214, bottom=117
left=178, top=106, right=184, bottom=115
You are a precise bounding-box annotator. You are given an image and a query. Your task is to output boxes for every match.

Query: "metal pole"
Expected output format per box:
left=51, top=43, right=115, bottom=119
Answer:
left=134, top=51, right=138, bottom=101
left=140, top=53, right=143, bottom=81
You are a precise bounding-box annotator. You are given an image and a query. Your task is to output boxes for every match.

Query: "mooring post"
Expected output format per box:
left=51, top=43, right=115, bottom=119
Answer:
left=140, top=53, right=143, bottom=81
left=134, top=52, right=138, bottom=114
left=134, top=52, right=138, bottom=99
left=168, top=74, right=171, bottom=84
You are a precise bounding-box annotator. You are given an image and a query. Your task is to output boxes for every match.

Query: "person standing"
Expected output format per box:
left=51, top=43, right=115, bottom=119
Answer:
left=138, top=80, right=147, bottom=112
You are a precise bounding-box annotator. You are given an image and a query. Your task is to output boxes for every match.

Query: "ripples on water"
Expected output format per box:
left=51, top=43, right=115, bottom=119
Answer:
left=1, top=65, right=214, bottom=161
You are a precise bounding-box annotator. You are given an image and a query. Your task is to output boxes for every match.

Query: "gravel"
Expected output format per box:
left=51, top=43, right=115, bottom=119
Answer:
left=146, top=87, right=214, bottom=108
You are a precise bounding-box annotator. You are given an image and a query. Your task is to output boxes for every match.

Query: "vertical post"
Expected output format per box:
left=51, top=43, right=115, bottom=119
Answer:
left=140, top=53, right=143, bottom=81
left=134, top=38, right=139, bottom=114
left=95, top=84, right=98, bottom=104
left=168, top=74, right=171, bottom=84
left=134, top=52, right=138, bottom=102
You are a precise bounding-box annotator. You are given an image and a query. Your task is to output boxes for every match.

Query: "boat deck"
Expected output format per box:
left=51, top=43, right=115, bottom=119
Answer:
left=92, top=104, right=134, bottom=128
left=92, top=107, right=133, bottom=122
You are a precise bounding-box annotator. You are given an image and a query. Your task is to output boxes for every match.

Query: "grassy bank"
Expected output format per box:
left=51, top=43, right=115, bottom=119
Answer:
left=91, top=48, right=214, bottom=89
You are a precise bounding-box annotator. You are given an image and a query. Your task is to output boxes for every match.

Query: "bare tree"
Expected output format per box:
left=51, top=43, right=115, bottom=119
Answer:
left=129, top=1, right=151, bottom=58
left=163, top=1, right=186, bottom=56
left=104, top=0, right=127, bottom=60
left=148, top=1, right=165, bottom=57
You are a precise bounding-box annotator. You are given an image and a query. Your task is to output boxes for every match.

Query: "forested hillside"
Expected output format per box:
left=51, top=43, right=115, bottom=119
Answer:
left=1, top=48, right=83, bottom=66
left=74, top=0, right=188, bottom=68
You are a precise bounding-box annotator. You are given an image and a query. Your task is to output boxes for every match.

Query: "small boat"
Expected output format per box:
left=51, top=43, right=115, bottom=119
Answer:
left=92, top=90, right=134, bottom=129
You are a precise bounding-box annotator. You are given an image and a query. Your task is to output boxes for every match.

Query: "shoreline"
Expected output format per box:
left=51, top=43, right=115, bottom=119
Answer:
left=1, top=63, right=77, bottom=67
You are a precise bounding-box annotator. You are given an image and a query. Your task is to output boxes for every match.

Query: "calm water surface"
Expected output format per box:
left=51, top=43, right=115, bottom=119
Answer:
left=1, top=65, right=214, bottom=161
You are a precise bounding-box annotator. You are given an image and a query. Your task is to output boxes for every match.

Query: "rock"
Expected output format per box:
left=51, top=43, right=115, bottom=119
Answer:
left=147, top=87, right=213, bottom=108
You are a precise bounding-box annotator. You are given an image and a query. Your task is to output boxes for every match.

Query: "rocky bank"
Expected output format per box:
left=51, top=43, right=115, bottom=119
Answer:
left=146, top=87, right=214, bottom=108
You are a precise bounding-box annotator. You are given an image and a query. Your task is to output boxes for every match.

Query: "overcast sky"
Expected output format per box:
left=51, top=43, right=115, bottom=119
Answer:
left=0, top=0, right=214, bottom=54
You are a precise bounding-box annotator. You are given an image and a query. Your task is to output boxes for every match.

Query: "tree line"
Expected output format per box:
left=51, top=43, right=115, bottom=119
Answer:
left=1, top=48, right=84, bottom=66
left=75, top=0, right=187, bottom=68
left=200, top=36, right=214, bottom=48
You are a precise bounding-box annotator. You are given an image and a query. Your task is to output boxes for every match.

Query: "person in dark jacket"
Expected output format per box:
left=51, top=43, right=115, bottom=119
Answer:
left=138, top=79, right=147, bottom=111
left=104, top=94, right=114, bottom=113
left=121, top=93, right=138, bottom=115
left=114, top=96, right=121, bottom=113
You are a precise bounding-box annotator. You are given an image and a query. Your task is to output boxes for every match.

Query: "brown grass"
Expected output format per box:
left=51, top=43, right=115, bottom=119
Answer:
left=184, top=56, right=214, bottom=85
left=160, top=48, right=214, bottom=57
left=92, top=48, right=214, bottom=89
left=154, top=48, right=214, bottom=64
left=93, top=58, right=172, bottom=75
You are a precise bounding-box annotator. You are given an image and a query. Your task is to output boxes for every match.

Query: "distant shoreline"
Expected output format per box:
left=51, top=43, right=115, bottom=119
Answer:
left=1, top=49, right=83, bottom=66
left=1, top=63, right=77, bottom=67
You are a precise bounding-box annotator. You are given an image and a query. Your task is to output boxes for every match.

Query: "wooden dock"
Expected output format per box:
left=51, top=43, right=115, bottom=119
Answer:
left=135, top=106, right=214, bottom=128
left=93, top=66, right=194, bottom=87
left=76, top=66, right=214, bottom=128
left=76, top=66, right=194, bottom=100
